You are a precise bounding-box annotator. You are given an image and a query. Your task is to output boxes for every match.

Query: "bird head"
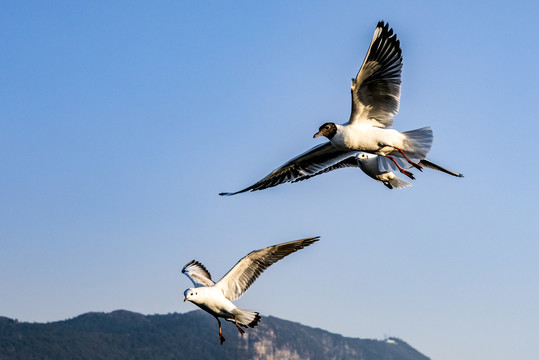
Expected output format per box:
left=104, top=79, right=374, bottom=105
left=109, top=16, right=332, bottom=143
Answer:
left=313, top=122, right=337, bottom=140
left=183, top=288, right=199, bottom=303
left=356, top=152, right=376, bottom=161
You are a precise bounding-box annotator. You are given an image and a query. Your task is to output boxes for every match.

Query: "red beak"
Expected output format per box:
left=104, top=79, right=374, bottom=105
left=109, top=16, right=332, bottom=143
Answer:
left=313, top=132, right=322, bottom=138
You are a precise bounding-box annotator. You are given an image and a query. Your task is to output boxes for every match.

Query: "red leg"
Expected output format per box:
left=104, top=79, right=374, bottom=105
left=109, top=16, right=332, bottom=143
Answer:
left=395, top=148, right=423, bottom=171
left=386, top=156, right=415, bottom=180
left=234, top=317, right=246, bottom=335
left=215, top=317, right=226, bottom=345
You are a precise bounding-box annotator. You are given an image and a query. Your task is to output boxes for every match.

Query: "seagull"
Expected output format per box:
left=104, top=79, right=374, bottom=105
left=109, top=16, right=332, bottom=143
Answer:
left=312, top=21, right=433, bottom=179
left=182, top=236, right=319, bottom=345
left=219, top=147, right=462, bottom=195
left=220, top=21, right=450, bottom=196
left=305, top=153, right=464, bottom=189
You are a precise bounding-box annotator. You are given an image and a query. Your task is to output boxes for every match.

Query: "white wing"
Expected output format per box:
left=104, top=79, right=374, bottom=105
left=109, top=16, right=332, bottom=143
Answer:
left=219, top=143, right=354, bottom=196
left=182, top=260, right=215, bottom=287
left=215, top=237, right=319, bottom=301
left=349, top=21, right=402, bottom=128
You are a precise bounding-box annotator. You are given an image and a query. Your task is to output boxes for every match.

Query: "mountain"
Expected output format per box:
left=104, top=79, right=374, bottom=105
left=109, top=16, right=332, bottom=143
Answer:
left=0, top=310, right=430, bottom=360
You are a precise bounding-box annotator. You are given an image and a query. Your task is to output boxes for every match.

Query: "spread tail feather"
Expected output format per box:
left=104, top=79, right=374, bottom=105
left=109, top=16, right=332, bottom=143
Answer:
left=401, top=126, right=433, bottom=162
left=384, top=177, right=412, bottom=189
left=232, top=308, right=261, bottom=328
left=378, top=126, right=433, bottom=173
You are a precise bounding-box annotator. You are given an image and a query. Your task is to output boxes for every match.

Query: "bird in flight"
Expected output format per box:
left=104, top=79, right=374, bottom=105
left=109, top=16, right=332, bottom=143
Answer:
left=182, top=236, right=319, bottom=344
left=300, top=153, right=463, bottom=190
left=220, top=21, right=459, bottom=196
left=311, top=21, right=432, bottom=178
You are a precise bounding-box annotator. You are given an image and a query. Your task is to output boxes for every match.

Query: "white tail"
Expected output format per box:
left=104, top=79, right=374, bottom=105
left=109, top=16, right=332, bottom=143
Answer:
left=232, top=308, right=261, bottom=328
left=377, top=126, right=433, bottom=173
left=385, top=176, right=412, bottom=189
left=401, top=126, right=433, bottom=162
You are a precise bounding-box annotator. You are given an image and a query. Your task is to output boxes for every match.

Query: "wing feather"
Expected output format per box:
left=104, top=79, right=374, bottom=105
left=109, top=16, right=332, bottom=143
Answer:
left=419, top=160, right=464, bottom=178
left=182, top=260, right=215, bottom=287
left=219, top=143, right=354, bottom=196
left=215, top=237, right=319, bottom=301
left=293, top=155, right=360, bottom=181
left=349, top=21, right=402, bottom=128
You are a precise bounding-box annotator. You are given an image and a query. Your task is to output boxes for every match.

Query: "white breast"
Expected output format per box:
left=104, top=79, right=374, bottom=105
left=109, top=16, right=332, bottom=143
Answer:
left=197, top=287, right=237, bottom=315
left=331, top=124, right=403, bottom=153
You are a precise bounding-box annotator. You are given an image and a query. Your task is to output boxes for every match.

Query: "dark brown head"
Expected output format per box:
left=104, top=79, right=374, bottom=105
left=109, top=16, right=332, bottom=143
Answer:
left=313, top=122, right=337, bottom=139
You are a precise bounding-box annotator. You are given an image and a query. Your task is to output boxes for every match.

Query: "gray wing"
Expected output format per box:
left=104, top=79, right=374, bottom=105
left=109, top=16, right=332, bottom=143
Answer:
left=215, top=236, right=320, bottom=301
left=419, top=160, right=464, bottom=178
left=219, top=143, right=354, bottom=196
left=296, top=153, right=412, bottom=190
left=294, top=155, right=360, bottom=182
left=349, top=21, right=402, bottom=128
left=182, top=260, right=215, bottom=287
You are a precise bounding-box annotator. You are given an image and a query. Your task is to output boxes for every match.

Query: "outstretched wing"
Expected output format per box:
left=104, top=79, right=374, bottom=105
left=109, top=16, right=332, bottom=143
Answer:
left=182, top=260, right=215, bottom=287
left=219, top=143, right=354, bottom=196
left=349, top=21, right=402, bottom=128
left=215, top=237, right=320, bottom=301
left=419, top=160, right=464, bottom=178
left=294, top=155, right=360, bottom=181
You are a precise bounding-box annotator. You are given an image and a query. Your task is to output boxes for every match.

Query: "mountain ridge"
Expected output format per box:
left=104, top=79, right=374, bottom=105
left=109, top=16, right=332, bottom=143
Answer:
left=0, top=310, right=430, bottom=360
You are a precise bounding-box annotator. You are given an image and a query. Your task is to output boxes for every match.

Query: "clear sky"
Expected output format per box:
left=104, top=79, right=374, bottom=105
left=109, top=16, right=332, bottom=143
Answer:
left=1, top=1, right=538, bottom=359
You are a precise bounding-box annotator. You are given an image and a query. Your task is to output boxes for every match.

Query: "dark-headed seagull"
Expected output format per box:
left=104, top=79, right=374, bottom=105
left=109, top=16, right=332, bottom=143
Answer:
left=220, top=21, right=461, bottom=196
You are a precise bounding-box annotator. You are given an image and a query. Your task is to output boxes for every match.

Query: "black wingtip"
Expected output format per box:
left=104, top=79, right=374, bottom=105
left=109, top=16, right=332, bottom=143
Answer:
left=248, top=313, right=261, bottom=328
left=182, top=259, right=197, bottom=272
left=302, top=236, right=321, bottom=246
left=219, top=187, right=254, bottom=196
left=219, top=191, right=242, bottom=196
left=383, top=181, right=394, bottom=190
left=376, top=20, right=392, bottom=33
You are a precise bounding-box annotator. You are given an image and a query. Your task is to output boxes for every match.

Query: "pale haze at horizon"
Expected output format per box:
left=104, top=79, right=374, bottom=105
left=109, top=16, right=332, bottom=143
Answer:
left=1, top=2, right=538, bottom=360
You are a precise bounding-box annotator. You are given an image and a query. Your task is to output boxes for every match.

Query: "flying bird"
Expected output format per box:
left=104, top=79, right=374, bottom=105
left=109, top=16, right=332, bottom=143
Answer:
left=219, top=148, right=462, bottom=195
left=312, top=21, right=432, bottom=178
left=305, top=153, right=464, bottom=189
left=220, top=21, right=458, bottom=196
left=182, top=236, right=319, bottom=345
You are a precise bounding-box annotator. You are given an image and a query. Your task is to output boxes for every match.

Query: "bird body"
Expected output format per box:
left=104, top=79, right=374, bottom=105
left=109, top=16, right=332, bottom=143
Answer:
left=184, top=286, right=236, bottom=319
left=182, top=237, right=319, bottom=344
left=356, top=153, right=412, bottom=189
left=330, top=124, right=406, bottom=155
left=219, top=21, right=459, bottom=196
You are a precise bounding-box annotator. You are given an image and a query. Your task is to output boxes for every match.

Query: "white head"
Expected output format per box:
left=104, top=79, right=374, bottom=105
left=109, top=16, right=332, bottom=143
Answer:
left=356, top=152, right=377, bottom=161
left=183, top=288, right=199, bottom=303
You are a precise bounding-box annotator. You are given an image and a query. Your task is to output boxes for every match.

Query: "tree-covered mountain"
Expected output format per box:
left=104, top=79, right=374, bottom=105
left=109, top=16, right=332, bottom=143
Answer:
left=0, top=310, right=430, bottom=360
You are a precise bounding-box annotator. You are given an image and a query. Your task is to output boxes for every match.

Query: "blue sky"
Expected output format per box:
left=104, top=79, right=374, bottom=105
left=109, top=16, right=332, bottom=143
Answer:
left=1, top=1, right=538, bottom=359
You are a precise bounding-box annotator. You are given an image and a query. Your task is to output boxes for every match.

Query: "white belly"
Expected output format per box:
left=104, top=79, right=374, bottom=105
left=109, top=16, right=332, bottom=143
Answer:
left=331, top=124, right=404, bottom=155
left=195, top=287, right=237, bottom=318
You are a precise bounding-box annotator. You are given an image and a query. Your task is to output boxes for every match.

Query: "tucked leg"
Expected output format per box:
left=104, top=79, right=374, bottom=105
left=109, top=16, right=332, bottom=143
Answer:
left=215, top=317, right=226, bottom=345
left=234, top=317, right=246, bottom=335
left=394, top=148, right=423, bottom=171
left=386, top=155, right=415, bottom=180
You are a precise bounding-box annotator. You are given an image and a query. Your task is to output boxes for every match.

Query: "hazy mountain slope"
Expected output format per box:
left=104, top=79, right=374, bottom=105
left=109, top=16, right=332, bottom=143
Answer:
left=0, top=310, right=430, bottom=360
